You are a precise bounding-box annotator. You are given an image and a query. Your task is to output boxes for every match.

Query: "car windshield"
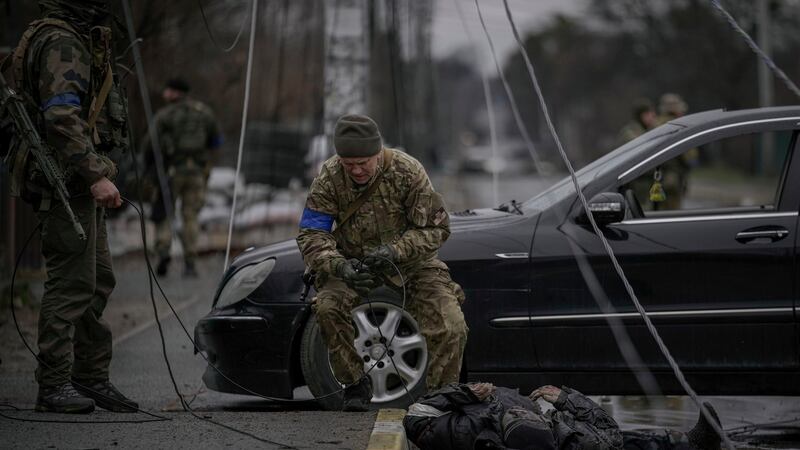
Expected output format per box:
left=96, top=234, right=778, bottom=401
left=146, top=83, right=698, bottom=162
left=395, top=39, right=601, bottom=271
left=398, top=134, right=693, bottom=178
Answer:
left=521, top=124, right=681, bottom=213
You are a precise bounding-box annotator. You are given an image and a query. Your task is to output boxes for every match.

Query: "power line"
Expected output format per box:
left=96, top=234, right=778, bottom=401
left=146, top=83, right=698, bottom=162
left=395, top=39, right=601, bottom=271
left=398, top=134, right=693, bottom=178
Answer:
left=224, top=0, right=259, bottom=271
left=473, top=0, right=544, bottom=175
left=710, top=0, right=800, bottom=100
left=501, top=1, right=734, bottom=448
left=196, top=0, right=250, bottom=53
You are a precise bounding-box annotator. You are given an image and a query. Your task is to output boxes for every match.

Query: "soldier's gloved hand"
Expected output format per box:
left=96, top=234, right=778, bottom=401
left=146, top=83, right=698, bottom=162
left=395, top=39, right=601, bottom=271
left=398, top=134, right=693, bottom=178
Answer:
left=363, top=245, right=396, bottom=274
left=336, top=259, right=378, bottom=296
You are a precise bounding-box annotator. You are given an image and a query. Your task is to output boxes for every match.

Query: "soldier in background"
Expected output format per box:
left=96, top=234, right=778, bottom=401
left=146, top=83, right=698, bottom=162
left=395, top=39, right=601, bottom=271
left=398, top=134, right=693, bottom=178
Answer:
left=619, top=99, right=659, bottom=208
left=296, top=114, right=468, bottom=411
left=654, top=93, right=695, bottom=210
left=618, top=98, right=658, bottom=144
left=1, top=0, right=136, bottom=413
left=147, top=78, right=222, bottom=277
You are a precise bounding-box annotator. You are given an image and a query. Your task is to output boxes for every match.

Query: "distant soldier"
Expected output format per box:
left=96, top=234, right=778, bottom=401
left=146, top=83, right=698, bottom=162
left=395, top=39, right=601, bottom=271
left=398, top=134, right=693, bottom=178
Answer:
left=654, top=93, right=694, bottom=210
left=618, top=98, right=658, bottom=144
left=1, top=0, right=136, bottom=413
left=148, top=78, right=222, bottom=277
left=619, top=99, right=659, bottom=206
left=658, top=93, right=688, bottom=124
left=297, top=114, right=468, bottom=411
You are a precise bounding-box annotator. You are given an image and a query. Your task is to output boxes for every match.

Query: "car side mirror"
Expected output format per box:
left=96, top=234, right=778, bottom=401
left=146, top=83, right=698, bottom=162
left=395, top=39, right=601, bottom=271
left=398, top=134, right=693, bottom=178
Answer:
left=582, top=192, right=626, bottom=226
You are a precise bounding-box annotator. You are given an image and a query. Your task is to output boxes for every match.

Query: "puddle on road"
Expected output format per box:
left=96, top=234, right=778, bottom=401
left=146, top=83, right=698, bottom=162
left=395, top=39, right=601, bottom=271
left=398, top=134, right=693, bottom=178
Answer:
left=592, top=395, right=800, bottom=448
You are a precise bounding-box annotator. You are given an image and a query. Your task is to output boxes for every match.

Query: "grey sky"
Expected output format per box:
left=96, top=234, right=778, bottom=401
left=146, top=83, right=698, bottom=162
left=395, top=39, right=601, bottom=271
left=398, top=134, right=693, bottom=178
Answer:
left=432, top=0, right=585, bottom=71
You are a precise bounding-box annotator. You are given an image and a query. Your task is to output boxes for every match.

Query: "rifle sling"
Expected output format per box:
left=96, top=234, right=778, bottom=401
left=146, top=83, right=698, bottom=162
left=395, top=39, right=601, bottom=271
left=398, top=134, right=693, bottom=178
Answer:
left=87, top=63, right=113, bottom=144
left=336, top=148, right=394, bottom=229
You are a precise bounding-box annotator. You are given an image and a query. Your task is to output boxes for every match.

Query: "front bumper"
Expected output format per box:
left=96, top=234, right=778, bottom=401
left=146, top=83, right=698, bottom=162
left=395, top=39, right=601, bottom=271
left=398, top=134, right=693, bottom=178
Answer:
left=194, top=304, right=308, bottom=398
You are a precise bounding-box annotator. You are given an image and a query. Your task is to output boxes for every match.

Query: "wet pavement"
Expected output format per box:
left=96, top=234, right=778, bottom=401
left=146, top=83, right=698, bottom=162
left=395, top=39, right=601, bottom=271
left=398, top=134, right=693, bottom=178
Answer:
left=2, top=173, right=799, bottom=448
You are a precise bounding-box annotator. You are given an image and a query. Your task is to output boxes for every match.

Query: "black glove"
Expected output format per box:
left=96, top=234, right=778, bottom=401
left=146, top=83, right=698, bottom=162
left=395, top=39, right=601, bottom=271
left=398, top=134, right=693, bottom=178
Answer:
left=336, top=259, right=378, bottom=296
left=363, top=245, right=396, bottom=274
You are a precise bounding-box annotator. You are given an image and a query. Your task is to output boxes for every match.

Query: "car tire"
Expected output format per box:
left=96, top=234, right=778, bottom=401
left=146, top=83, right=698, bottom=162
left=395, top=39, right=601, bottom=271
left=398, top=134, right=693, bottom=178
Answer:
left=300, top=288, right=429, bottom=411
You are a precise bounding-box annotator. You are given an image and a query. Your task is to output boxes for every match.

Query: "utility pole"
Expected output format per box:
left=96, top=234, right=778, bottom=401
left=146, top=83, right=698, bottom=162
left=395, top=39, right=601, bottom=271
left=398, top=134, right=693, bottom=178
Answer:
left=313, top=0, right=369, bottom=172
left=757, top=0, right=774, bottom=174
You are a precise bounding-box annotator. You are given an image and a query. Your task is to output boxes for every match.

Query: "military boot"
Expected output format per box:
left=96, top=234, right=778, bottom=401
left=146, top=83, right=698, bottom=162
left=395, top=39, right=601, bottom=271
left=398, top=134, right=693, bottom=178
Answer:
left=35, top=383, right=95, bottom=414
left=687, top=402, right=722, bottom=450
left=156, top=256, right=171, bottom=277
left=72, top=379, right=138, bottom=413
left=342, top=376, right=372, bottom=412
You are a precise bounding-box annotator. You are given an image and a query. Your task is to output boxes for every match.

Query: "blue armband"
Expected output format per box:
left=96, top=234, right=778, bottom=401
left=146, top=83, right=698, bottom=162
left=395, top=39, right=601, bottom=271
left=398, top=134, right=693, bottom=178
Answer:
left=299, top=208, right=335, bottom=232
left=41, top=92, right=81, bottom=111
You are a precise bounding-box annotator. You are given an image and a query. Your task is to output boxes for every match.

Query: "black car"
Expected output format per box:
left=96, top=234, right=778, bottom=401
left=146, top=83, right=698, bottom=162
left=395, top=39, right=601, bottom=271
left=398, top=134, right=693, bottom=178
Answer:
left=195, top=106, right=800, bottom=409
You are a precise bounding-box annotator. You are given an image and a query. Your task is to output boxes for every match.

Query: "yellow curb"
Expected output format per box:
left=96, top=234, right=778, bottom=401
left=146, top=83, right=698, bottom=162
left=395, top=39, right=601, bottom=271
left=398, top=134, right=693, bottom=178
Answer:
left=366, top=408, right=408, bottom=450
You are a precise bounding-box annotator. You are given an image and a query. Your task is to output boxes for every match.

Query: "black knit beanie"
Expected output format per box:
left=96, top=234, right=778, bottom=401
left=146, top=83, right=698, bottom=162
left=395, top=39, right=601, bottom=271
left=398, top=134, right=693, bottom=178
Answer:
left=334, top=114, right=382, bottom=157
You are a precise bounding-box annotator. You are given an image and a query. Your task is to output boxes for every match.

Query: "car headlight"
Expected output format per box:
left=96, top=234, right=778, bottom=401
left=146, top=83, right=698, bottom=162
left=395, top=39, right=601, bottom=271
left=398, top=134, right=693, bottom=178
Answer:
left=215, top=258, right=276, bottom=309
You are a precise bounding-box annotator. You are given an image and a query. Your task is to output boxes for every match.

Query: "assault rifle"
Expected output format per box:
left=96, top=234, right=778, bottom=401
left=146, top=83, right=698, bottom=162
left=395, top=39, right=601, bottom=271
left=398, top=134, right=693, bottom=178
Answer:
left=0, top=71, right=86, bottom=240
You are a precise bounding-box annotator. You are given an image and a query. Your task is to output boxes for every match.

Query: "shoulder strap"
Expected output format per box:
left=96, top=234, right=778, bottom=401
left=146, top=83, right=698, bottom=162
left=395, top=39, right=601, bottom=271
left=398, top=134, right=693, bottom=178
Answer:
left=10, top=19, right=80, bottom=94
left=87, top=63, right=112, bottom=143
left=337, top=148, right=394, bottom=228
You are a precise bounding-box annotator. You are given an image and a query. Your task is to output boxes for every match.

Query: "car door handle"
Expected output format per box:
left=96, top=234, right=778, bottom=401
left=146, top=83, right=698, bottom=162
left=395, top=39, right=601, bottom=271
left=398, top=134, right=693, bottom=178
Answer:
left=735, top=228, right=789, bottom=243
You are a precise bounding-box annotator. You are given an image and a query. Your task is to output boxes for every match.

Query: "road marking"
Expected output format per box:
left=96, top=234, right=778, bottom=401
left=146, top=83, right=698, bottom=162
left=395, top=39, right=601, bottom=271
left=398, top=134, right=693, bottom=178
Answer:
left=367, top=408, right=408, bottom=450
left=112, top=294, right=202, bottom=347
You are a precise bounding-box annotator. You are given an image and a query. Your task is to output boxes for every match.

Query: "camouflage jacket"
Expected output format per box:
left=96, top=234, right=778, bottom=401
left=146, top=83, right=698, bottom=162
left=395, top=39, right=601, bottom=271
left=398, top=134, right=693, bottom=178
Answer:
left=150, top=98, right=222, bottom=174
left=11, top=19, right=120, bottom=189
left=297, top=148, right=450, bottom=278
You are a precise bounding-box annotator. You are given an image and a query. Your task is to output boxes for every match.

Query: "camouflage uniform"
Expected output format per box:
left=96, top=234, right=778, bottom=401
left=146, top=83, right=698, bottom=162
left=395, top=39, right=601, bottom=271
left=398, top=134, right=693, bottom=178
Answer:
left=297, top=149, right=468, bottom=389
left=149, top=98, right=221, bottom=267
left=3, top=10, right=126, bottom=387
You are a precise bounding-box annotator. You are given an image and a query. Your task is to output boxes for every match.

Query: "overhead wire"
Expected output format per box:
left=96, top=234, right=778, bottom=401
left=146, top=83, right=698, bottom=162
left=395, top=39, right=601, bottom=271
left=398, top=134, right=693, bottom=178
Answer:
left=500, top=0, right=733, bottom=448
left=196, top=0, right=250, bottom=53
left=473, top=0, right=544, bottom=176
left=120, top=0, right=177, bottom=261
left=472, top=0, right=660, bottom=396
left=223, top=0, right=258, bottom=271
left=450, top=0, right=501, bottom=208
left=117, top=1, right=298, bottom=446
left=710, top=0, right=800, bottom=100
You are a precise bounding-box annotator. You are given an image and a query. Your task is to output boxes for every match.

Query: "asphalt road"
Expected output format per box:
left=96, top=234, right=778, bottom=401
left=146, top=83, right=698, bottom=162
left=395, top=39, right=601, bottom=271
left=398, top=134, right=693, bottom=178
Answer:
left=0, top=256, right=376, bottom=449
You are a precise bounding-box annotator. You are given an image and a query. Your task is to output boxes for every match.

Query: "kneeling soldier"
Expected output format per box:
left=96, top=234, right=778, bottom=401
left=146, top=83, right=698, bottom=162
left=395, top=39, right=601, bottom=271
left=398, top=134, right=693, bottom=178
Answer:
left=297, top=114, right=468, bottom=411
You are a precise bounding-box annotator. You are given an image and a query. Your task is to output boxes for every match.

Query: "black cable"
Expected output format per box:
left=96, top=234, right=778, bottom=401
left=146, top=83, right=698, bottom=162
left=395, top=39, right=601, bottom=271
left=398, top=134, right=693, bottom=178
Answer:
left=4, top=198, right=171, bottom=424
left=197, top=0, right=250, bottom=53
left=127, top=194, right=410, bottom=404
left=125, top=143, right=296, bottom=449
left=358, top=256, right=413, bottom=450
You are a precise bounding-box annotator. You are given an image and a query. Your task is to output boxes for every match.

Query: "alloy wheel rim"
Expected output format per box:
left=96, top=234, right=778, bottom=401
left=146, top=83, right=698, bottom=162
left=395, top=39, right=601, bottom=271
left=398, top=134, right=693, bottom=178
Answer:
left=337, top=302, right=427, bottom=404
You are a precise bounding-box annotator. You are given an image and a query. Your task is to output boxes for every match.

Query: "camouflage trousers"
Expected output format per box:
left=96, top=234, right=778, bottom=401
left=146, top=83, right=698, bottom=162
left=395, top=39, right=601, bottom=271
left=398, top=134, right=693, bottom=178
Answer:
left=36, top=195, right=115, bottom=386
left=155, top=172, right=206, bottom=265
left=312, top=267, right=468, bottom=390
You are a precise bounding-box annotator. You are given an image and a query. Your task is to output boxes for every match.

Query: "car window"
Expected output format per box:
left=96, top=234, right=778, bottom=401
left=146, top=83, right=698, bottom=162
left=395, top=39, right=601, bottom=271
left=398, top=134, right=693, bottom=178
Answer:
left=625, top=130, right=793, bottom=215
left=522, top=125, right=681, bottom=213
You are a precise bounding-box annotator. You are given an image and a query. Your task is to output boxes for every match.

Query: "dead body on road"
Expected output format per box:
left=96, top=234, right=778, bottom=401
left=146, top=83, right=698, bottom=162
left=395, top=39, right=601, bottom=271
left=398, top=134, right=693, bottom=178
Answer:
left=404, top=383, right=722, bottom=450
left=296, top=114, right=468, bottom=411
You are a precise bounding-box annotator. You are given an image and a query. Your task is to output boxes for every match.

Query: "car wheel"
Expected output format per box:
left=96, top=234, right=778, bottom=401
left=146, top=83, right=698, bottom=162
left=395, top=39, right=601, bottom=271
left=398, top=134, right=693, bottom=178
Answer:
left=300, top=292, right=429, bottom=410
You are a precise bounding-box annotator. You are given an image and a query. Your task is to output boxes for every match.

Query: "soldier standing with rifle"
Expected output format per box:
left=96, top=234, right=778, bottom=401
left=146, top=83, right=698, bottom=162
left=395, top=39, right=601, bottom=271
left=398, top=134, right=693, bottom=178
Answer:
left=0, top=0, right=137, bottom=413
